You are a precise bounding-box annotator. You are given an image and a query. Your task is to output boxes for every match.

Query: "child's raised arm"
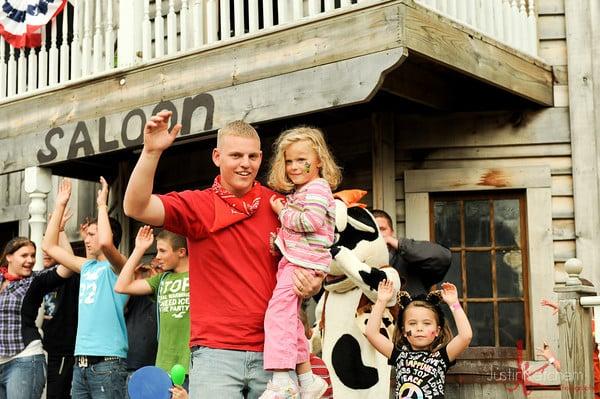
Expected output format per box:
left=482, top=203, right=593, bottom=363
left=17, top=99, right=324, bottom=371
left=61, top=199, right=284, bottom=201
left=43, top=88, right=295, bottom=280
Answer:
left=365, top=280, right=395, bottom=358
left=441, top=282, right=472, bottom=361
left=97, top=177, right=127, bottom=272
left=114, top=226, right=155, bottom=295
left=42, top=179, right=88, bottom=274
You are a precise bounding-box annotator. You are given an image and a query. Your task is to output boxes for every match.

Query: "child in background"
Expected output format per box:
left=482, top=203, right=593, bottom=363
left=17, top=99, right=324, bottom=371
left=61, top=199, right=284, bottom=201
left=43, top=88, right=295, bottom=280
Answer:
left=260, top=126, right=341, bottom=399
left=366, top=281, right=472, bottom=399
left=125, top=261, right=159, bottom=378
left=115, top=227, right=191, bottom=388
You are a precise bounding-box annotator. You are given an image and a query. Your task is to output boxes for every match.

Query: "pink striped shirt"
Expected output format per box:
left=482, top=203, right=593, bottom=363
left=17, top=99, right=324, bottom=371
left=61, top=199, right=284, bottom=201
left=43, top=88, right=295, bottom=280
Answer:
left=275, top=178, right=335, bottom=272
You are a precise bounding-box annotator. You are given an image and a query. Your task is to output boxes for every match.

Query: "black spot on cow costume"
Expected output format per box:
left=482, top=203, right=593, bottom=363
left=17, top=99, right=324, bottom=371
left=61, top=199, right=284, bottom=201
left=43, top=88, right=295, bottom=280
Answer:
left=311, top=190, right=451, bottom=398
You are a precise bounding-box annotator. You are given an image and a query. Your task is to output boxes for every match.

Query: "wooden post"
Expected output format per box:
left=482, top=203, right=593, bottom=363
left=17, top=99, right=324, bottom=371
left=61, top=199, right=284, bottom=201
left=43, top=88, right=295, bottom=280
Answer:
left=371, top=112, right=397, bottom=229
left=554, top=258, right=596, bottom=399
left=118, top=0, right=143, bottom=66
left=23, top=167, right=52, bottom=271
left=565, top=0, right=600, bottom=286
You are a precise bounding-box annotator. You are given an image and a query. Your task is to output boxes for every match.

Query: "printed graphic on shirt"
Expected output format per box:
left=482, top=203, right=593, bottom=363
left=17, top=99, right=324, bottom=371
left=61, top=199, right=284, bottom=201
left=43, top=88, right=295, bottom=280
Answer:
left=147, top=272, right=191, bottom=373
left=391, top=346, right=452, bottom=399
left=157, top=275, right=190, bottom=318
left=80, top=264, right=107, bottom=305
left=43, top=291, right=57, bottom=319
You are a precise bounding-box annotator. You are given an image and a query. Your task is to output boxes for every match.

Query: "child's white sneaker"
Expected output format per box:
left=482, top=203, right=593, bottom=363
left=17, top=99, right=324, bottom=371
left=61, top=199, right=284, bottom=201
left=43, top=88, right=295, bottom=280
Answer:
left=259, top=380, right=300, bottom=399
left=299, top=376, right=327, bottom=399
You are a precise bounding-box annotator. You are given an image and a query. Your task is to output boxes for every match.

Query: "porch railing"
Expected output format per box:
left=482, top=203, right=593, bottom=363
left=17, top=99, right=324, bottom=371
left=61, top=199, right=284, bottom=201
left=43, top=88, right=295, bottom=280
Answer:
left=555, top=258, right=597, bottom=398
left=0, top=0, right=539, bottom=103
left=415, top=0, right=538, bottom=56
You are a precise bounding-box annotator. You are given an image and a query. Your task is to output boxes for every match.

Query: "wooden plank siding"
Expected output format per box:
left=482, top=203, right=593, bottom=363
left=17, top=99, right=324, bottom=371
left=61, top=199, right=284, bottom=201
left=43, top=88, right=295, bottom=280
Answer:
left=0, top=170, right=96, bottom=240
left=0, top=0, right=554, bottom=177
left=394, top=117, right=573, bottom=273
left=392, top=0, right=574, bottom=285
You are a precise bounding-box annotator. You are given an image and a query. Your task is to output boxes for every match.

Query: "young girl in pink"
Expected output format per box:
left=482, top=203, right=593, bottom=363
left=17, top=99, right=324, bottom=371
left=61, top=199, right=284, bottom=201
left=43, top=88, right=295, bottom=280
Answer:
left=260, top=126, right=341, bottom=399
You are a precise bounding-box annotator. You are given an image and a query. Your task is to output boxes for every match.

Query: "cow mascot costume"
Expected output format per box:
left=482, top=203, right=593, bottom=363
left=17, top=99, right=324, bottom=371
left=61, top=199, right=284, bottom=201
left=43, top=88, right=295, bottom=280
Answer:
left=313, top=190, right=451, bottom=398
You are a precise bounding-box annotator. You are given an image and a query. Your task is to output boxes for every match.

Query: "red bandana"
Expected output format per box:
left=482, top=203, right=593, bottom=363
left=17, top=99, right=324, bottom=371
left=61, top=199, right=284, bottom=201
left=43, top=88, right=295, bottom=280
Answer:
left=0, top=266, right=24, bottom=282
left=210, top=176, right=262, bottom=232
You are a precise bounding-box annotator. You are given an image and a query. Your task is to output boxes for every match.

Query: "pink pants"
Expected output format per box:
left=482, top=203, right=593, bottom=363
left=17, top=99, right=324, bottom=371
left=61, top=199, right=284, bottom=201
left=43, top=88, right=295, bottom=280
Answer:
left=263, top=258, right=311, bottom=370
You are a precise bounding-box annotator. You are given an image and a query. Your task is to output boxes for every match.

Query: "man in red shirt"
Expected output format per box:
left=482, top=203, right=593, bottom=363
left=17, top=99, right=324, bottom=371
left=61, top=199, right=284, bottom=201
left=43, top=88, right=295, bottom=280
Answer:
left=124, top=110, right=324, bottom=398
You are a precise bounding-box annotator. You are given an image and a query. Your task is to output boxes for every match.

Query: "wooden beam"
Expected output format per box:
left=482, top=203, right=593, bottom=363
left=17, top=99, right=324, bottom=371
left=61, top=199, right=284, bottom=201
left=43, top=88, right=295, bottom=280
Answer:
left=404, top=166, right=552, bottom=193
left=396, top=107, right=570, bottom=149
left=526, top=187, right=559, bottom=359
left=564, top=0, right=600, bottom=284
left=0, top=49, right=407, bottom=174
left=0, top=204, right=28, bottom=223
left=381, top=58, right=459, bottom=110
left=404, top=192, right=429, bottom=240
left=554, top=283, right=596, bottom=397
left=0, top=1, right=403, bottom=142
left=371, top=112, right=397, bottom=225
left=402, top=2, right=554, bottom=105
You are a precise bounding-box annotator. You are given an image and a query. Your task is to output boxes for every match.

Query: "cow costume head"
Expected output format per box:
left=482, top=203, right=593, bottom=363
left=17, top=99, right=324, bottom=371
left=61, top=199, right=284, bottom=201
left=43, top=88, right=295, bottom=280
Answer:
left=314, top=190, right=401, bottom=399
left=328, top=190, right=389, bottom=277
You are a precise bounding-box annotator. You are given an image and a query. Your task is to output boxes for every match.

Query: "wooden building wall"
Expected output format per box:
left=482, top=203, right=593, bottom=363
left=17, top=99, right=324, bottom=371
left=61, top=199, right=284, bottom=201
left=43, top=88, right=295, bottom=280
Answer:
left=388, top=1, right=569, bottom=396
left=536, top=0, right=572, bottom=276
left=393, top=0, right=572, bottom=269
left=0, top=170, right=96, bottom=249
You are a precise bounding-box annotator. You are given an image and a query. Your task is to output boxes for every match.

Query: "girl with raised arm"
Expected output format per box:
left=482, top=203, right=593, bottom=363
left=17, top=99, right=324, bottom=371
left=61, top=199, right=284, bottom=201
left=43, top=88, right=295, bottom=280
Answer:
left=366, top=281, right=472, bottom=399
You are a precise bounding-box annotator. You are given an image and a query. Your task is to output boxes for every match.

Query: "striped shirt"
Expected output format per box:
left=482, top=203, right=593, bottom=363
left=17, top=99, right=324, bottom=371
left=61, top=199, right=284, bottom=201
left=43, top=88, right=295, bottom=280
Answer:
left=275, top=178, right=335, bottom=272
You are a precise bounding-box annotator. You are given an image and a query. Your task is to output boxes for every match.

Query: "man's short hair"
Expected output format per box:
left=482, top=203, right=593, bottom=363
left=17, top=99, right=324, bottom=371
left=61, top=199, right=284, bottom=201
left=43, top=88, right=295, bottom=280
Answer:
left=372, top=209, right=394, bottom=232
left=216, top=120, right=260, bottom=148
left=87, top=217, right=123, bottom=247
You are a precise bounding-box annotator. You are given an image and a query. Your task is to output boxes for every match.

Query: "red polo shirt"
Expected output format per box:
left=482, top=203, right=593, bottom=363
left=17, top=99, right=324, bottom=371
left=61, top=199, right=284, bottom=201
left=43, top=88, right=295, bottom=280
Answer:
left=159, top=184, right=280, bottom=351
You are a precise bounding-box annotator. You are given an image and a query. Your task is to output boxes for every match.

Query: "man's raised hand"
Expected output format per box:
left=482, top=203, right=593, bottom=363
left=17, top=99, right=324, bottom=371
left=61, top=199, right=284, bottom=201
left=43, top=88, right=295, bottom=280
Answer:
left=143, top=110, right=182, bottom=154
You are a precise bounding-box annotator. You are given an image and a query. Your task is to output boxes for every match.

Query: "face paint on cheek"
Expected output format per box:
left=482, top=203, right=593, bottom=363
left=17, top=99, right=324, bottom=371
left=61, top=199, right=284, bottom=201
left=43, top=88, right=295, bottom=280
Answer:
left=406, top=331, right=412, bottom=337
left=304, top=162, right=311, bottom=173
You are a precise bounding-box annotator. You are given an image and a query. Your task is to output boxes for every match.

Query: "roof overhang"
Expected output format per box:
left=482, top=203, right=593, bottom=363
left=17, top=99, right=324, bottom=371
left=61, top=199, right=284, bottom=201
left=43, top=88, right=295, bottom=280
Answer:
left=0, top=0, right=553, bottom=176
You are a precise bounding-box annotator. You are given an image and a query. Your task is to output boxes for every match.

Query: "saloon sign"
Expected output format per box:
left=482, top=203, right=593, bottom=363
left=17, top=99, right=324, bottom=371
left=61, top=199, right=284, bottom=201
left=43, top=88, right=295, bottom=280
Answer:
left=0, top=49, right=404, bottom=175
left=37, top=93, right=215, bottom=164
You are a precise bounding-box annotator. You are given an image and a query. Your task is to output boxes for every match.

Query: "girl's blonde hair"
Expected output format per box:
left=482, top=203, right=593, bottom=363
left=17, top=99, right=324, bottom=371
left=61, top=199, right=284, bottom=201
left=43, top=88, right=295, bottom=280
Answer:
left=267, top=126, right=342, bottom=193
left=393, top=292, right=454, bottom=352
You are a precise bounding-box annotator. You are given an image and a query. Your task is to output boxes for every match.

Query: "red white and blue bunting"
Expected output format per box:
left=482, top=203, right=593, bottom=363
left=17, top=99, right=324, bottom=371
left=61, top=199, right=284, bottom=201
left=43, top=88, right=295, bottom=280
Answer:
left=0, top=0, right=68, bottom=48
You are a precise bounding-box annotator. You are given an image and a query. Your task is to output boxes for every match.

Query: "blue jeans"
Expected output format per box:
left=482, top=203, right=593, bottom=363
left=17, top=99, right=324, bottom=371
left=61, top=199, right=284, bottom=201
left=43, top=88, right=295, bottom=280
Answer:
left=71, top=359, right=128, bottom=399
left=0, top=354, right=46, bottom=399
left=189, top=347, right=272, bottom=399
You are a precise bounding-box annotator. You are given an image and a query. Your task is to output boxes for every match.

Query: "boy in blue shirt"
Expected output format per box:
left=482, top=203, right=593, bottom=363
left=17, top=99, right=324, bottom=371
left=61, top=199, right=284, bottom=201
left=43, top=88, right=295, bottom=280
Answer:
left=43, top=177, right=129, bottom=399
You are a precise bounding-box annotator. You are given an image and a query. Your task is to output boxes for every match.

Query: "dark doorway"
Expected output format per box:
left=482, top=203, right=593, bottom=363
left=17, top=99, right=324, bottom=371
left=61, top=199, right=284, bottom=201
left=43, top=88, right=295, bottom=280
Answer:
left=0, top=221, right=20, bottom=256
